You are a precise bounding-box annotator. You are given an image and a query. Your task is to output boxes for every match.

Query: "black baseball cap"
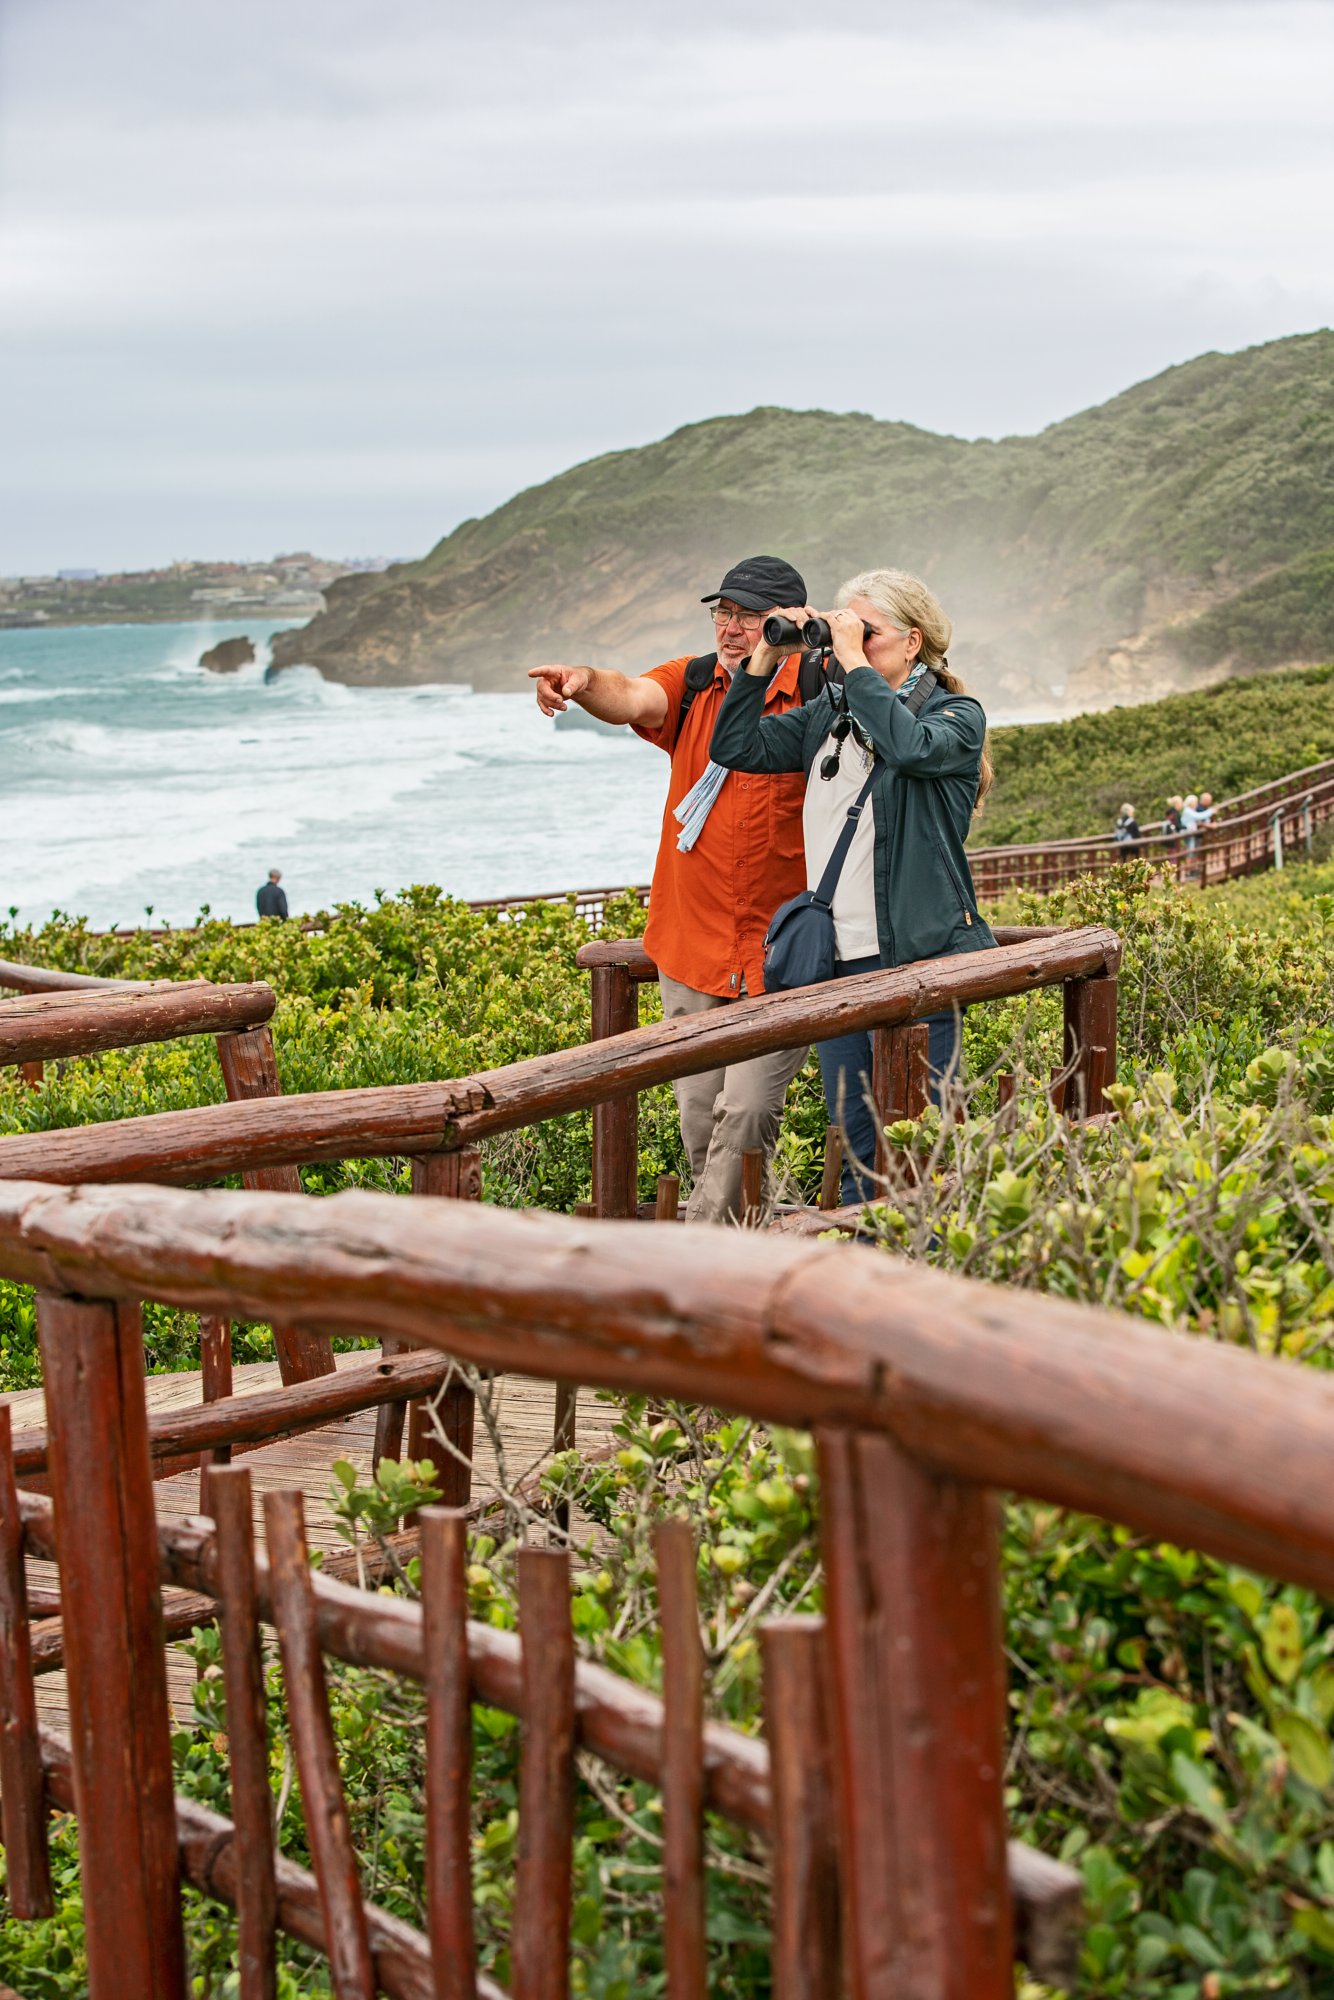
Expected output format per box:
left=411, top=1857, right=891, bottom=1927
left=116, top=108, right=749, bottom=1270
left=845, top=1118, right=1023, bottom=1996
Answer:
left=701, top=555, right=807, bottom=612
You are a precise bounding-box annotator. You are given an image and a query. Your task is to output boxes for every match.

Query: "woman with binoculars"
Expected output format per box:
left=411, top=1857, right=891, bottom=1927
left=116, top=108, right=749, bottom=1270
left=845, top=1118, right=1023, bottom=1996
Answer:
left=709, top=568, right=995, bottom=1205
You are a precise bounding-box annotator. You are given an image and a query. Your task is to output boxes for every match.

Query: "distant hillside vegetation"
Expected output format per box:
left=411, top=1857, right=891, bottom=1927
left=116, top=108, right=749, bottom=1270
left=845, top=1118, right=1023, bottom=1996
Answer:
left=273, top=330, right=1334, bottom=713
left=977, top=659, right=1334, bottom=846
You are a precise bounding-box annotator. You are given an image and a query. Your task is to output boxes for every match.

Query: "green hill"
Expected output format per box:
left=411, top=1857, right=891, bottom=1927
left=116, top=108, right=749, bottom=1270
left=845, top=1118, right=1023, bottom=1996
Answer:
left=978, top=659, right=1334, bottom=846
left=272, top=330, right=1334, bottom=712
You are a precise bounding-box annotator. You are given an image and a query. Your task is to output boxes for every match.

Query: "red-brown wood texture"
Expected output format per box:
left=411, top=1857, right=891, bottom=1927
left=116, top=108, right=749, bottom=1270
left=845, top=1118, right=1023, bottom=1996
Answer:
left=405, top=1149, right=482, bottom=1505
left=871, top=1019, right=930, bottom=1177
left=0, top=931, right=1119, bottom=1187
left=1063, top=971, right=1118, bottom=1119
left=14, top=1179, right=1334, bottom=1599
left=654, top=1174, right=680, bottom=1222
left=35, top=1294, right=186, bottom=1997
left=654, top=1519, right=707, bottom=2000
left=590, top=960, right=640, bottom=1218
left=216, top=1023, right=334, bottom=1385
left=12, top=1347, right=453, bottom=1481
left=420, top=1507, right=476, bottom=1999
left=35, top=1727, right=513, bottom=2000
left=211, top=1466, right=279, bottom=2000
left=263, top=1488, right=375, bottom=1999
left=0, top=979, right=274, bottom=1067
left=512, top=1547, right=576, bottom=2000
left=819, top=1429, right=1011, bottom=2000
left=0, top=956, right=148, bottom=992
left=761, top=1616, right=841, bottom=2000
left=0, top=1405, right=51, bottom=1917
left=373, top=1335, right=411, bottom=1469
left=198, top=1312, right=234, bottom=1512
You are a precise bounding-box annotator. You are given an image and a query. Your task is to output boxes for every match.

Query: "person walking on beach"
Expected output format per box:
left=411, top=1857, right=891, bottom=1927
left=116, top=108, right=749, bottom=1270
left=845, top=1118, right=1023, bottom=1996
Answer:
left=256, top=868, right=288, bottom=919
left=529, top=556, right=818, bottom=1225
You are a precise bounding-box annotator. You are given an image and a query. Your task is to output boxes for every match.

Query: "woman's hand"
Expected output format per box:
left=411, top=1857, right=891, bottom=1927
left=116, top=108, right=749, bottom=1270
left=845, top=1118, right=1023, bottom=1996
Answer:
left=529, top=665, right=591, bottom=714
left=743, top=604, right=813, bottom=677
left=826, top=608, right=869, bottom=672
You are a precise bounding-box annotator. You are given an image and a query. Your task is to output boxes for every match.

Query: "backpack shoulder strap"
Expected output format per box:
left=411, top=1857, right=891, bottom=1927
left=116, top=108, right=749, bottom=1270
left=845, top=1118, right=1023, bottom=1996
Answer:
left=797, top=649, right=827, bottom=706
left=676, top=653, right=719, bottom=730
left=902, top=667, right=938, bottom=716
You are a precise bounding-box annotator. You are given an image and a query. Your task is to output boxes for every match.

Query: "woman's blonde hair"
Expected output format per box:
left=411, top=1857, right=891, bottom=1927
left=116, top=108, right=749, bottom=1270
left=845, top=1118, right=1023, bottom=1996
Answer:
left=835, top=567, right=992, bottom=807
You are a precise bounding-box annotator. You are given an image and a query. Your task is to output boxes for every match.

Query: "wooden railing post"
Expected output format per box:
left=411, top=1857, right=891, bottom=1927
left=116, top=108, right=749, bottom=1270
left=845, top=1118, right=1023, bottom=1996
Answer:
left=0, top=1405, right=52, bottom=1918
left=37, top=1294, right=187, bottom=1998
left=215, top=1023, right=334, bottom=1383
left=589, top=962, right=639, bottom=1219
left=817, top=1429, right=1012, bottom=2000
left=1062, top=970, right=1117, bottom=1120
left=762, top=1615, right=842, bottom=2000
left=654, top=1519, right=707, bottom=1997
left=871, top=1020, right=930, bottom=1178
left=396, top=1150, right=483, bottom=1507
left=197, top=1312, right=233, bottom=1515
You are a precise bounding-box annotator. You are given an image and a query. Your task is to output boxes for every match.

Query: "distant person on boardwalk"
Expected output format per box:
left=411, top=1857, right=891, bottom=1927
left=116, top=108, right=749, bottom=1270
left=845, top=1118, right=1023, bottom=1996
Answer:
left=1114, top=803, right=1142, bottom=854
left=1181, top=793, right=1213, bottom=854
left=529, top=555, right=818, bottom=1225
left=710, top=568, right=996, bottom=1206
left=256, top=869, right=288, bottom=919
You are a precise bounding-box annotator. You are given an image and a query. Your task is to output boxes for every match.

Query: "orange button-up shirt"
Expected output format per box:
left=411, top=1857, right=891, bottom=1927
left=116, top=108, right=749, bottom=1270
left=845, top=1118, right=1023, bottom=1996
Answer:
left=633, top=653, right=808, bottom=998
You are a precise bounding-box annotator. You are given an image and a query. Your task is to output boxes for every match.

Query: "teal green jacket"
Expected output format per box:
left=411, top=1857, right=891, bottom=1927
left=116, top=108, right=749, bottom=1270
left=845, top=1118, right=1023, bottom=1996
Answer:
left=709, top=664, right=997, bottom=970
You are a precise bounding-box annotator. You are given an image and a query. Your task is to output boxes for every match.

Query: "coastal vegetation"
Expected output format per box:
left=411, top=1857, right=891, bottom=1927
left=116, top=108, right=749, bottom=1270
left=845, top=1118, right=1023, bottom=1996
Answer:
left=272, top=330, right=1334, bottom=715
left=979, top=658, right=1334, bottom=847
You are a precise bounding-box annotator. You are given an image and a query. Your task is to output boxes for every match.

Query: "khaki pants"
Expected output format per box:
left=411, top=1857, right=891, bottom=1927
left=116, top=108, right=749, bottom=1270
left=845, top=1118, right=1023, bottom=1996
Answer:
left=658, top=973, right=809, bottom=1226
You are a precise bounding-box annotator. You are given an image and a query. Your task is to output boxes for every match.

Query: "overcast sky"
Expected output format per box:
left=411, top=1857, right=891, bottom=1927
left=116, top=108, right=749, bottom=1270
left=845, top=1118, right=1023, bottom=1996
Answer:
left=2, top=0, right=1331, bottom=575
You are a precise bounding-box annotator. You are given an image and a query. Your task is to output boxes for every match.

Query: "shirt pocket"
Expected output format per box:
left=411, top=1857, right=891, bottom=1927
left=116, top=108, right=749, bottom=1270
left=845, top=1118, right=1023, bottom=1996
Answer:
left=768, top=771, right=808, bottom=868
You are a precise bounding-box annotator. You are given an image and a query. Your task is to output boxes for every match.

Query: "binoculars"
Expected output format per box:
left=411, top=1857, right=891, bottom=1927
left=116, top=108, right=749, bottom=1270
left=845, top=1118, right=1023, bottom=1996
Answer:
left=761, top=614, right=871, bottom=651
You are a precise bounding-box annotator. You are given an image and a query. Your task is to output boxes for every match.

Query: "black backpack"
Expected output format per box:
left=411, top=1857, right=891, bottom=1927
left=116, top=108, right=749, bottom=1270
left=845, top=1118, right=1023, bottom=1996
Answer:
left=677, top=649, right=829, bottom=735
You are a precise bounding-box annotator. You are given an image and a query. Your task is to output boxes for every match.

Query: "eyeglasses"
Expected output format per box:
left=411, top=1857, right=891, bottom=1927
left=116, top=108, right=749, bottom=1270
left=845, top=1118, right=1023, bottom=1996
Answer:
left=710, top=603, right=764, bottom=630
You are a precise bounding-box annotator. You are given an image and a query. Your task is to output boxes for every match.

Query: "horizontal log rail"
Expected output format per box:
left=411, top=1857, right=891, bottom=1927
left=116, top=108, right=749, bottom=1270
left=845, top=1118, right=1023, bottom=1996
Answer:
left=0, top=980, right=276, bottom=1067
left=7, top=1347, right=453, bottom=1480
left=0, top=956, right=150, bottom=994
left=0, top=928, right=1120, bottom=1187
left=4, top=1180, right=1334, bottom=1595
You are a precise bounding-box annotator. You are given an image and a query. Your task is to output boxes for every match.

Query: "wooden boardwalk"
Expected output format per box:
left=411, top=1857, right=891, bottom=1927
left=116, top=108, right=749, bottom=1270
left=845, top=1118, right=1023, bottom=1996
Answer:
left=3, top=1353, right=615, bottom=1730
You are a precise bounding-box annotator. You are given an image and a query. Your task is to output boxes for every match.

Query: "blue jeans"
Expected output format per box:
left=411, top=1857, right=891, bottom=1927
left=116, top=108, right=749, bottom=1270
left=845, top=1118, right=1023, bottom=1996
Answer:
left=816, top=955, right=962, bottom=1204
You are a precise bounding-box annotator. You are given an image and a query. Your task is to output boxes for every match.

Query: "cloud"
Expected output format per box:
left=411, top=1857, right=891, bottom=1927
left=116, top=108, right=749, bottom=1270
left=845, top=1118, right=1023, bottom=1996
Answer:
left=1, top=0, right=1331, bottom=570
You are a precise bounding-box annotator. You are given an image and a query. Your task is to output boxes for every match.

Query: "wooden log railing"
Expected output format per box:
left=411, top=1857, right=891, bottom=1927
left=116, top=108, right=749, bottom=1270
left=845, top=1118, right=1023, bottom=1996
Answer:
left=575, top=926, right=1118, bottom=1217
left=0, top=928, right=1120, bottom=1189
left=0, top=972, right=344, bottom=1386
left=0, top=931, right=1117, bottom=1530
left=7, top=1180, right=1334, bottom=1992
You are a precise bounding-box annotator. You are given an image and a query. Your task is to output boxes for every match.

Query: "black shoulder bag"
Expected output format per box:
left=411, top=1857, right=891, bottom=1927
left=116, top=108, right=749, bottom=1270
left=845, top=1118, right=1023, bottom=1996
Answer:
left=761, top=757, right=882, bottom=994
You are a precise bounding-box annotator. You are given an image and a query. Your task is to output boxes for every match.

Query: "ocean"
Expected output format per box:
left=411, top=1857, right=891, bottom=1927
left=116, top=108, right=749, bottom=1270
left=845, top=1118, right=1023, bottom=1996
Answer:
left=0, top=620, right=669, bottom=930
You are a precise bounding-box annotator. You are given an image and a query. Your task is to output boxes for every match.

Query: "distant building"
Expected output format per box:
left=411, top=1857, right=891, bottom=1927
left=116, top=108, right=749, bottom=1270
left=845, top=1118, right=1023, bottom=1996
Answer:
left=57, top=568, right=99, bottom=582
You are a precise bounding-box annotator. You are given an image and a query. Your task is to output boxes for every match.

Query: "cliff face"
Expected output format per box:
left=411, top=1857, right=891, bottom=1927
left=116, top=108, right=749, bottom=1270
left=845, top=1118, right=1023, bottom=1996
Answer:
left=270, top=331, right=1334, bottom=712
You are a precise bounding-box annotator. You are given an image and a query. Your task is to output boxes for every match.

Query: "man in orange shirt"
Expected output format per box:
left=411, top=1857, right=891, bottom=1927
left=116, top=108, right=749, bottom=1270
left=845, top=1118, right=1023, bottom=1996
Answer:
left=529, top=556, right=815, bottom=1224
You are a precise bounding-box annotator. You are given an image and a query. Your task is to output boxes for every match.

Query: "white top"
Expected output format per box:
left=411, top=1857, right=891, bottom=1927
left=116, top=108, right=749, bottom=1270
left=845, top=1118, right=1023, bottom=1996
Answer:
left=803, top=728, right=879, bottom=961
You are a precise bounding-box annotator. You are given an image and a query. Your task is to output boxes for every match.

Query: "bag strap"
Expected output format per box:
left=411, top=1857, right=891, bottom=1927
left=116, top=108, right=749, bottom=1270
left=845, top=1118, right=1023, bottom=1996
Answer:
left=807, top=671, right=935, bottom=908
left=678, top=647, right=831, bottom=733
left=811, top=757, right=883, bottom=909
left=676, top=653, right=718, bottom=732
